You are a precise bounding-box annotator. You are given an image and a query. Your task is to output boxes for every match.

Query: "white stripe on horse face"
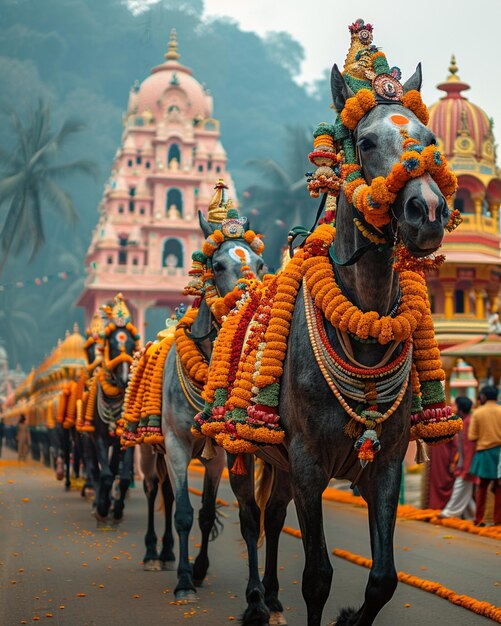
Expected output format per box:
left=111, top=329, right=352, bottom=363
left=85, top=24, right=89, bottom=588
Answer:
left=229, top=245, right=250, bottom=264
left=420, top=173, right=439, bottom=221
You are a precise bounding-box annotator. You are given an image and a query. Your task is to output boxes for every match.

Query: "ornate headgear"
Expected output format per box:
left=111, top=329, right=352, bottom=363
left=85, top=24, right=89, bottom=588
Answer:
left=102, top=293, right=132, bottom=326
left=183, top=180, right=265, bottom=297
left=306, top=20, right=458, bottom=236
left=208, top=179, right=231, bottom=223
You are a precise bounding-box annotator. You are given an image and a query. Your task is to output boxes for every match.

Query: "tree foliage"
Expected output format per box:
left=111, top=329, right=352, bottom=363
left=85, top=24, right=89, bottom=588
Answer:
left=0, top=0, right=328, bottom=369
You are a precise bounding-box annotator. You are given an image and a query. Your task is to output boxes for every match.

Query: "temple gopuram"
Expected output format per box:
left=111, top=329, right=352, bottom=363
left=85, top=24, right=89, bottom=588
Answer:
left=77, top=30, right=237, bottom=338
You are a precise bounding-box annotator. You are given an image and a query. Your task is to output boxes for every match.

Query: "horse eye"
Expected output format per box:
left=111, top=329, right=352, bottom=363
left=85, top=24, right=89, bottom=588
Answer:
left=358, top=137, right=375, bottom=152
left=213, top=261, right=225, bottom=272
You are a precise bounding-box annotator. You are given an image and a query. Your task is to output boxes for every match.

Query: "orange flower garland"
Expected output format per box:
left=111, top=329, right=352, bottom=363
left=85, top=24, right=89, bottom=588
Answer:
left=340, top=88, right=429, bottom=130
left=196, top=221, right=461, bottom=458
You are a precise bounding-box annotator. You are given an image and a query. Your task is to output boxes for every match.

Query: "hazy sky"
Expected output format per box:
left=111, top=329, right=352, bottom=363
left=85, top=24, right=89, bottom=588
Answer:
left=204, top=0, right=501, bottom=133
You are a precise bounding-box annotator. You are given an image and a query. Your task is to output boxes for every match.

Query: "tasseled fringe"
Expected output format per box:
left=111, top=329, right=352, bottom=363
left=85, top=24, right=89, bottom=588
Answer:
left=344, top=419, right=382, bottom=439
left=415, top=439, right=430, bottom=464
left=230, top=452, right=247, bottom=475
left=201, top=436, right=217, bottom=460
left=344, top=419, right=363, bottom=439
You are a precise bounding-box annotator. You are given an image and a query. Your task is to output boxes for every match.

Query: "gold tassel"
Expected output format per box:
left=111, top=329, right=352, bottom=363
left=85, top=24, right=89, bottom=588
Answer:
left=344, top=419, right=363, bottom=439
left=414, top=439, right=429, bottom=464
left=201, top=436, right=217, bottom=460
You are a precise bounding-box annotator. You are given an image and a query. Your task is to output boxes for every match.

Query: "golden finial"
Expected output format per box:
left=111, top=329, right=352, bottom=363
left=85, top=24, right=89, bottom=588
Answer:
left=208, top=179, right=230, bottom=223
left=165, top=28, right=181, bottom=61
left=447, top=55, right=459, bottom=81
left=343, top=19, right=374, bottom=80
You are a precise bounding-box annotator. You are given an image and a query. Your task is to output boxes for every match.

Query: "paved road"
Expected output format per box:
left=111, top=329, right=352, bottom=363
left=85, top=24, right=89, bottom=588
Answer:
left=0, top=453, right=499, bottom=626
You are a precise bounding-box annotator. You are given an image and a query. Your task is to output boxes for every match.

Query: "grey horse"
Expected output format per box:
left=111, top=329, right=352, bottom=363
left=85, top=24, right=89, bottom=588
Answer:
left=227, top=63, right=451, bottom=626
left=146, top=211, right=266, bottom=601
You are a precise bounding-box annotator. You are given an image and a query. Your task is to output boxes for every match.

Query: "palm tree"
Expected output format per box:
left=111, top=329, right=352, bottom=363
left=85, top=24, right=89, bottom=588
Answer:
left=0, top=99, right=98, bottom=271
left=242, top=125, right=316, bottom=268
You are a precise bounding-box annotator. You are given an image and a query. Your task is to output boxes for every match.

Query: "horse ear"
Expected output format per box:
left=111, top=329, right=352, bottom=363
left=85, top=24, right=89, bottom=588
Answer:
left=198, top=210, right=215, bottom=239
left=331, top=63, right=354, bottom=113
left=403, top=63, right=422, bottom=93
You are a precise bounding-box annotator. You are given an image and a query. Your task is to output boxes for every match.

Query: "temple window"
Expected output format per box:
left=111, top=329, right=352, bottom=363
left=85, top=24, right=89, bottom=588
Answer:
left=455, top=289, right=465, bottom=314
left=207, top=157, right=213, bottom=171
left=168, top=143, right=181, bottom=169
left=107, top=256, right=113, bottom=264
left=198, top=164, right=203, bottom=172
left=166, top=188, right=183, bottom=218
left=136, top=155, right=142, bottom=165
left=145, top=161, right=151, bottom=169
left=162, top=238, right=183, bottom=268
left=127, top=159, right=133, bottom=167
left=129, top=186, right=136, bottom=197
left=454, top=189, right=472, bottom=213
left=216, top=165, right=221, bottom=173
left=129, top=201, right=135, bottom=213
left=132, top=258, right=138, bottom=266
left=139, top=207, right=145, bottom=215
left=118, top=205, right=124, bottom=214
left=118, top=235, right=128, bottom=265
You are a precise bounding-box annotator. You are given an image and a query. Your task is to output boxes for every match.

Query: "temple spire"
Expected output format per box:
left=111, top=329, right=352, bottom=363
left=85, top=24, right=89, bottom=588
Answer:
left=437, top=54, right=470, bottom=99
left=165, top=28, right=181, bottom=61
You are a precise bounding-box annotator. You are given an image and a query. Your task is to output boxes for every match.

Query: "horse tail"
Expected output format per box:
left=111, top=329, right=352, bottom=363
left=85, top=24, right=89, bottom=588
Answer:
left=254, top=457, right=274, bottom=548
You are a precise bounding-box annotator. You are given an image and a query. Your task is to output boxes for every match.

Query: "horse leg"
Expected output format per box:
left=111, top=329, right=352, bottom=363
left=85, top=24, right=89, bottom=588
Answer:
left=334, top=463, right=401, bottom=626
left=165, top=434, right=197, bottom=602
left=143, top=476, right=161, bottom=570
left=192, top=450, right=225, bottom=585
left=63, top=429, right=71, bottom=491
left=228, top=453, right=270, bottom=626
left=159, top=475, right=176, bottom=570
left=290, top=443, right=332, bottom=626
left=262, top=467, right=292, bottom=626
left=112, top=447, right=132, bottom=522
left=95, top=436, right=113, bottom=521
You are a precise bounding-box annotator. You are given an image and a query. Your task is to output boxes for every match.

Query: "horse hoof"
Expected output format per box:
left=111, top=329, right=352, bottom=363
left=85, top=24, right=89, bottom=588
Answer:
left=161, top=560, right=176, bottom=571
left=174, top=590, right=198, bottom=604
left=143, top=560, right=161, bottom=572
left=269, top=612, right=287, bottom=626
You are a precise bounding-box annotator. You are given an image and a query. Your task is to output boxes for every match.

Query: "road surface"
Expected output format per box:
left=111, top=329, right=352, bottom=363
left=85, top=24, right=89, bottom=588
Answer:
left=0, top=452, right=499, bottom=625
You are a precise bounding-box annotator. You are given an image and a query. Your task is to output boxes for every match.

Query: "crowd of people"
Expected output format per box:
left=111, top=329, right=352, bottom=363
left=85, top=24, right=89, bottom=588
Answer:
left=429, top=386, right=501, bottom=526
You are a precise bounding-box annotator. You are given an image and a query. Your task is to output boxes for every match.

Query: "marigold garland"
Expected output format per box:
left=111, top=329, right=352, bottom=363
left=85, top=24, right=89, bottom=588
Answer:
left=195, top=222, right=461, bottom=460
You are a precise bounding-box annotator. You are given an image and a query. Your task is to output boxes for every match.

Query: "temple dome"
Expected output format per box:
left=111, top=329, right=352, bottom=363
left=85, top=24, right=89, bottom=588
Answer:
left=128, top=29, right=213, bottom=122
left=428, top=56, right=495, bottom=165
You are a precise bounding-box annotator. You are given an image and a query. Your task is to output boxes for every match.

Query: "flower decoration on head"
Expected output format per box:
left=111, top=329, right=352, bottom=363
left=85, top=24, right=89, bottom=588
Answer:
left=305, top=19, right=458, bottom=244
left=183, top=179, right=265, bottom=299
left=101, top=293, right=140, bottom=342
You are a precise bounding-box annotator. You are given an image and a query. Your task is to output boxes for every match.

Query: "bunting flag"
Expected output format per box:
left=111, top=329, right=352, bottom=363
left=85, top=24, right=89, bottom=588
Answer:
left=0, top=269, right=82, bottom=292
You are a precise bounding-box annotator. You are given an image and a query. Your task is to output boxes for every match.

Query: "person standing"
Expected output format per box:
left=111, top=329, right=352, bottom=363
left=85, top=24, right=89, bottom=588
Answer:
left=468, top=385, right=501, bottom=526
left=17, top=415, right=31, bottom=462
left=440, top=396, right=477, bottom=519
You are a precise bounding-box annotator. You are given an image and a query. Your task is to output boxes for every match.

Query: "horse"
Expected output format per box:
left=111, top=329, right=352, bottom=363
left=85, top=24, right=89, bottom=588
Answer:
left=223, top=59, right=453, bottom=625
left=282, top=65, right=449, bottom=625
left=91, top=300, right=139, bottom=524
left=157, top=210, right=266, bottom=601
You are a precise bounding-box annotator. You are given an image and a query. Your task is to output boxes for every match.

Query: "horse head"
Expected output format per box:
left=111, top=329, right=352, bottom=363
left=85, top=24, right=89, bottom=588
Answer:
left=331, top=62, right=454, bottom=257
left=199, top=211, right=266, bottom=296
left=101, top=294, right=140, bottom=388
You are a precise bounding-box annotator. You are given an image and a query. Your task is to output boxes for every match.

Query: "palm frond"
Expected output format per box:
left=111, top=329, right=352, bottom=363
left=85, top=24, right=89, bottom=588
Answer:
left=41, top=179, right=79, bottom=225
left=45, top=159, right=99, bottom=180
left=52, top=118, right=87, bottom=150
left=0, top=172, right=25, bottom=205
left=27, top=190, right=45, bottom=261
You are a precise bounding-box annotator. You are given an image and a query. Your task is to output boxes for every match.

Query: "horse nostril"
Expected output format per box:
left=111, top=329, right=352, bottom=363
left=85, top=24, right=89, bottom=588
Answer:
left=404, top=198, right=427, bottom=227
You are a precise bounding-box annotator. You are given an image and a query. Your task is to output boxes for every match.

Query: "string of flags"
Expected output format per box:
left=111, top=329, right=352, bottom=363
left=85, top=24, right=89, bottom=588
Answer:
left=0, top=270, right=82, bottom=292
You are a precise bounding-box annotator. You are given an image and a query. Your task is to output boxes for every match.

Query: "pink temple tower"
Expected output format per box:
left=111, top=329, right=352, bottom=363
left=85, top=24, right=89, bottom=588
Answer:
left=77, top=29, right=238, bottom=338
